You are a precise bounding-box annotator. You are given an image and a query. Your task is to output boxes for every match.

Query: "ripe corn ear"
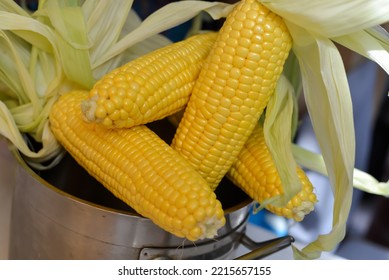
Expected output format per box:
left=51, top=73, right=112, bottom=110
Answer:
left=171, top=0, right=292, bottom=190
left=49, top=91, right=225, bottom=241
left=169, top=111, right=316, bottom=221
left=228, top=124, right=317, bottom=222
left=82, top=32, right=217, bottom=128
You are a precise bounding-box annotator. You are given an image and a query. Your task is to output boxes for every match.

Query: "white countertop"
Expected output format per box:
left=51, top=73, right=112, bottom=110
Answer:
left=0, top=139, right=342, bottom=260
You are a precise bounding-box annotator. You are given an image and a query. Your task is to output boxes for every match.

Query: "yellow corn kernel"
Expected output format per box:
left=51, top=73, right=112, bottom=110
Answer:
left=81, top=32, right=218, bottom=128
left=228, top=124, right=317, bottom=222
left=49, top=91, right=225, bottom=241
left=171, top=0, right=292, bottom=190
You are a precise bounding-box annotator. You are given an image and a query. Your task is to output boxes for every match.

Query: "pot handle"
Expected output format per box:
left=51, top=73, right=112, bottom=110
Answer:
left=234, top=234, right=294, bottom=260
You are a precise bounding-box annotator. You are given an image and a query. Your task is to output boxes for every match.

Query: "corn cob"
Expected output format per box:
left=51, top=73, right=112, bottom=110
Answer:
left=169, top=111, right=316, bottom=221
left=228, top=124, right=317, bottom=221
left=81, top=32, right=217, bottom=128
left=171, top=0, right=292, bottom=190
left=49, top=91, right=225, bottom=241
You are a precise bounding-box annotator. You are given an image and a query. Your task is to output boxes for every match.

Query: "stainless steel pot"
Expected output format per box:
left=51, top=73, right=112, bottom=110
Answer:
left=8, top=120, right=293, bottom=260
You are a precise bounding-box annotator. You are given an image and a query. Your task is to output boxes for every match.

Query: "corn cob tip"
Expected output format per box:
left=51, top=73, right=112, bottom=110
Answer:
left=293, top=200, right=316, bottom=222
left=270, top=180, right=317, bottom=222
left=198, top=213, right=226, bottom=240
left=181, top=199, right=226, bottom=241
left=81, top=96, right=98, bottom=122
